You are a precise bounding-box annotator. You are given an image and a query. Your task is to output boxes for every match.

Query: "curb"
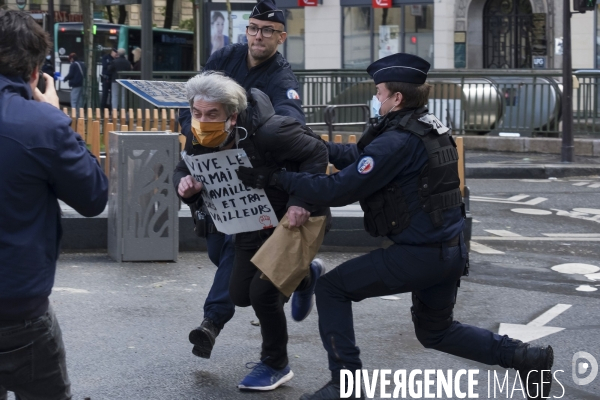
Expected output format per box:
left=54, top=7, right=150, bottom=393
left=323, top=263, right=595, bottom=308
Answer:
left=466, top=164, right=600, bottom=179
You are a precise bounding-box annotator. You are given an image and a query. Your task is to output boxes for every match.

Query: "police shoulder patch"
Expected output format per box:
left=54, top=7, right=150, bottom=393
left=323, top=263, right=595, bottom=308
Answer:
left=357, top=156, right=375, bottom=174
left=286, top=89, right=300, bottom=100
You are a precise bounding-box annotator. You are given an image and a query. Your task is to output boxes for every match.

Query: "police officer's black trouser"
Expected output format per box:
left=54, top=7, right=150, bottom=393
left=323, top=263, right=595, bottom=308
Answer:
left=229, top=246, right=311, bottom=370
left=315, top=236, right=520, bottom=381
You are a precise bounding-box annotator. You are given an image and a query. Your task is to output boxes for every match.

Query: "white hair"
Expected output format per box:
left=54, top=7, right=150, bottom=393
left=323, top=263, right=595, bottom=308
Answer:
left=185, top=71, right=247, bottom=117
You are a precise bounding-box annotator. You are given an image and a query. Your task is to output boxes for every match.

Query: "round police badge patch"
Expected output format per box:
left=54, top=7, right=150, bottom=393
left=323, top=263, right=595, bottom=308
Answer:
left=287, top=89, right=300, bottom=100
left=357, top=156, right=375, bottom=174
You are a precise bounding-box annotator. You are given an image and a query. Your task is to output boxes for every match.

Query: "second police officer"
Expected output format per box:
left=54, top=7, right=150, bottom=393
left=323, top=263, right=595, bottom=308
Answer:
left=236, top=52, right=554, bottom=400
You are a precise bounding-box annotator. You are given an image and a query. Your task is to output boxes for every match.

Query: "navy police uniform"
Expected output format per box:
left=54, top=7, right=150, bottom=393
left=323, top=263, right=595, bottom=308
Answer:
left=237, top=53, right=554, bottom=400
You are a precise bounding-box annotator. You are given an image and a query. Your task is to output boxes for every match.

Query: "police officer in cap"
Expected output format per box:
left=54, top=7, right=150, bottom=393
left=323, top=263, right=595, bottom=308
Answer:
left=201, top=0, right=303, bottom=123
left=236, top=53, right=554, bottom=400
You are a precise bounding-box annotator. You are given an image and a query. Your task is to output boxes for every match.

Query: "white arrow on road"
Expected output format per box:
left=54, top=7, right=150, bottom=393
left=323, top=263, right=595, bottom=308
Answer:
left=498, top=304, right=571, bottom=342
left=471, top=194, right=547, bottom=205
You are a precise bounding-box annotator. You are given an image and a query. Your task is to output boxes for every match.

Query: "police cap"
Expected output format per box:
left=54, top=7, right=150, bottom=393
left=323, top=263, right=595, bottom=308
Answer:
left=249, top=0, right=285, bottom=25
left=367, top=53, right=430, bottom=85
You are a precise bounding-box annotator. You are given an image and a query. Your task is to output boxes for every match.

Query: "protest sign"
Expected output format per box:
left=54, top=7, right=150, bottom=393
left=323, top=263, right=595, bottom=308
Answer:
left=182, top=149, right=278, bottom=235
left=117, top=80, right=188, bottom=108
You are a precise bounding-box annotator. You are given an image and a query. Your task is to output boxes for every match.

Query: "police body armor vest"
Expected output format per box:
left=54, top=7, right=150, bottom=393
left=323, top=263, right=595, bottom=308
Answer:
left=359, top=107, right=462, bottom=237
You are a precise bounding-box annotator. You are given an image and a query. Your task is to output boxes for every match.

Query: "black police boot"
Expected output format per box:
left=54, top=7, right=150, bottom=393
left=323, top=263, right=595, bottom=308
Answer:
left=189, top=319, right=220, bottom=359
left=512, top=343, right=554, bottom=399
left=299, top=381, right=364, bottom=400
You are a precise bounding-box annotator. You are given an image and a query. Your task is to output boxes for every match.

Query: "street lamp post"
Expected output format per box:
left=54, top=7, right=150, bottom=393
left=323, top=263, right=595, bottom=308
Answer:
left=561, top=0, right=574, bottom=162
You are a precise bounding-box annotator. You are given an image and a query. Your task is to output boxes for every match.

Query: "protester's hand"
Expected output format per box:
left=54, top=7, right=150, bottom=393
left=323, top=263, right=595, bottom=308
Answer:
left=236, top=166, right=279, bottom=189
left=178, top=175, right=203, bottom=198
left=33, top=73, right=59, bottom=109
left=286, top=206, right=310, bottom=228
left=53, top=71, right=61, bottom=80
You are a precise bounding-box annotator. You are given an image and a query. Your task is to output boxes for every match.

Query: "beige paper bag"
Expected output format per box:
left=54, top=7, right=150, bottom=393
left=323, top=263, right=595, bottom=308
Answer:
left=251, top=215, right=327, bottom=297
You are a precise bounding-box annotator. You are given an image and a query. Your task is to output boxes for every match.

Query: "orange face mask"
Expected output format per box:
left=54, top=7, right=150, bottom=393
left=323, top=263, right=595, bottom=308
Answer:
left=191, top=118, right=230, bottom=148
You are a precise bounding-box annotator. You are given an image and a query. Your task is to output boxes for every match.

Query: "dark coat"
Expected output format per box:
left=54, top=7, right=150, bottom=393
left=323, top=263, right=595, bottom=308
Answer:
left=63, top=61, right=86, bottom=87
left=107, top=55, right=132, bottom=83
left=0, top=74, right=108, bottom=320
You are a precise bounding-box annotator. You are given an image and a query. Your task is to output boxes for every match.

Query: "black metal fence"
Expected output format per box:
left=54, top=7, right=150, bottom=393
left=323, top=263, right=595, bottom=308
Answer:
left=59, top=68, right=600, bottom=137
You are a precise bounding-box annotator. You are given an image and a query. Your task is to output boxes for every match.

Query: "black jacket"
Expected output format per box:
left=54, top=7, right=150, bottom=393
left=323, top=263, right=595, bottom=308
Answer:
left=173, top=88, right=328, bottom=229
left=107, top=55, right=132, bottom=83
left=63, top=61, right=86, bottom=88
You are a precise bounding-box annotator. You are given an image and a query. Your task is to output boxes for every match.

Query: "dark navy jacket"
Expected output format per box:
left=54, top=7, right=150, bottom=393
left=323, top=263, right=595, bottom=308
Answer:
left=62, top=61, right=86, bottom=88
left=203, top=43, right=305, bottom=124
left=0, top=75, right=109, bottom=320
left=277, top=109, right=464, bottom=245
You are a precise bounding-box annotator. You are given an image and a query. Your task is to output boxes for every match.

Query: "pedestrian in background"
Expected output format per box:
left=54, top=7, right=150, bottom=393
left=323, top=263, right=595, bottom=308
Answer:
left=100, top=47, right=117, bottom=110
left=107, top=47, right=132, bottom=110
left=60, top=52, right=86, bottom=115
left=132, top=47, right=141, bottom=71
left=0, top=10, right=109, bottom=400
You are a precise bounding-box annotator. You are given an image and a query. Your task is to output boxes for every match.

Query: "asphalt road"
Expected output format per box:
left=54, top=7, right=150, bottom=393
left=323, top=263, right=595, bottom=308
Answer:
left=6, top=176, right=600, bottom=400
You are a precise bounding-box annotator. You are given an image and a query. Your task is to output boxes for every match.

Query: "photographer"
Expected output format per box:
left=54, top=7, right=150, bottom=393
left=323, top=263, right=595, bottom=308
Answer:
left=0, top=10, right=108, bottom=400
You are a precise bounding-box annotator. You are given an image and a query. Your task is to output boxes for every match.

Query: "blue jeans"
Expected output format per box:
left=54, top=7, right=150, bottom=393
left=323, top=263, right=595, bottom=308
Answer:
left=203, top=233, right=236, bottom=329
left=111, top=82, right=125, bottom=111
left=315, top=236, right=520, bottom=380
left=0, top=306, right=71, bottom=400
left=70, top=87, right=82, bottom=115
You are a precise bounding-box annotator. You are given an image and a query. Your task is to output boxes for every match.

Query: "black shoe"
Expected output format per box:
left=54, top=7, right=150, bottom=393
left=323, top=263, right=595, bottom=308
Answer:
left=512, top=343, right=554, bottom=399
left=189, top=319, right=220, bottom=359
left=300, top=381, right=364, bottom=400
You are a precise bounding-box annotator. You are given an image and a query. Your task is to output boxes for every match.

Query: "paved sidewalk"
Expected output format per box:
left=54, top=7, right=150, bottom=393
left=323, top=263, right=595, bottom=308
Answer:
left=465, top=150, right=600, bottom=179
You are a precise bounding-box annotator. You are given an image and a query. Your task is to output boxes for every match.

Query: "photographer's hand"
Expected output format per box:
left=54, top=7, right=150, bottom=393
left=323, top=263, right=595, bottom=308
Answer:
left=33, top=73, right=59, bottom=109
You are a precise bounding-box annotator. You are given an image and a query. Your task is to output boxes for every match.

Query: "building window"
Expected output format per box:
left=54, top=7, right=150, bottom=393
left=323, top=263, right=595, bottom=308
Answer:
left=30, top=0, right=42, bottom=11
left=281, top=8, right=305, bottom=70
left=343, top=4, right=433, bottom=69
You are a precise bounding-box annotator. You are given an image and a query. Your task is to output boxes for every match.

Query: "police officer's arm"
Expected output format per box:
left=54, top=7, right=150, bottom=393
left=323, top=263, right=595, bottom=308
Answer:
left=325, top=141, right=360, bottom=170
left=269, top=77, right=306, bottom=124
left=276, top=132, right=416, bottom=207
left=268, top=119, right=328, bottom=210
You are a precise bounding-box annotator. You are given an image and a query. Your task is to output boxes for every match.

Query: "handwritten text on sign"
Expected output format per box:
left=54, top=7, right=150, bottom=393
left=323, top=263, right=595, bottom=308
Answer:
left=183, top=149, right=278, bottom=235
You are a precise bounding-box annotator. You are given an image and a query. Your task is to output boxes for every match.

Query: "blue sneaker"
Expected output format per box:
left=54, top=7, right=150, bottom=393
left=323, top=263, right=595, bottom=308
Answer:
left=237, top=361, right=294, bottom=391
left=291, top=259, right=326, bottom=322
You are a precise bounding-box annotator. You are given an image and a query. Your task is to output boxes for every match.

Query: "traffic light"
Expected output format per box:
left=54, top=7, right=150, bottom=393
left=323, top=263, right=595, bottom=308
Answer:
left=573, top=0, right=596, bottom=13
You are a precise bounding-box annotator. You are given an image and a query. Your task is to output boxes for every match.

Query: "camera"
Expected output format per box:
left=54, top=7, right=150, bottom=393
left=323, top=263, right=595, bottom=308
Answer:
left=36, top=73, right=46, bottom=94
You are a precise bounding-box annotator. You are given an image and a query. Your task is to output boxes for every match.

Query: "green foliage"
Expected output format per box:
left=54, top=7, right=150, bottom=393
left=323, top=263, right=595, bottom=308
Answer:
left=178, top=18, right=194, bottom=31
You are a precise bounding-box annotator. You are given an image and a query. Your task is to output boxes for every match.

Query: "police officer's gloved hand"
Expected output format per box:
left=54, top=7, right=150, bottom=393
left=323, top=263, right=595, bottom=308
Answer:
left=236, top=166, right=281, bottom=189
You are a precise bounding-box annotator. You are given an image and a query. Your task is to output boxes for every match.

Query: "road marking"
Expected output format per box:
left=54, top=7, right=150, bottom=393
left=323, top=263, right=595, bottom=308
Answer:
left=543, top=233, right=600, bottom=237
left=485, top=230, right=522, bottom=237
left=53, top=287, right=90, bottom=294
left=551, top=263, right=600, bottom=274
left=573, top=208, right=600, bottom=215
left=472, top=219, right=481, bottom=223
left=498, top=304, right=571, bottom=342
left=471, top=194, right=547, bottom=205
left=380, top=295, right=401, bottom=301
left=510, top=208, right=552, bottom=215
left=573, top=182, right=590, bottom=186
left=576, top=285, right=598, bottom=292
left=507, top=195, right=530, bottom=201
left=470, top=241, right=504, bottom=254
left=585, top=273, right=600, bottom=281
left=472, top=236, right=600, bottom=242
left=589, top=183, right=600, bottom=188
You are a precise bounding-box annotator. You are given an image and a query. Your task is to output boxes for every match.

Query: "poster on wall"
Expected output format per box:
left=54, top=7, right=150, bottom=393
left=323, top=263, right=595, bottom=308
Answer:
left=379, top=25, right=400, bottom=59
left=210, top=11, right=251, bottom=56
